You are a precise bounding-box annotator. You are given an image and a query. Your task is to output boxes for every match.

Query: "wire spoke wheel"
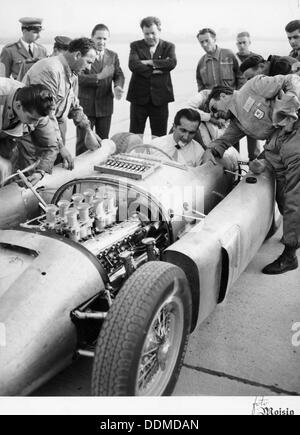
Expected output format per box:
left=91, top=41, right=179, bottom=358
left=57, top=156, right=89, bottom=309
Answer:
left=136, top=281, right=185, bottom=395
left=91, top=261, right=192, bottom=396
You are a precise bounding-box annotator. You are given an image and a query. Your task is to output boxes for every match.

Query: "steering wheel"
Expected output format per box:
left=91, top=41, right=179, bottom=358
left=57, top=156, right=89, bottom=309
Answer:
left=129, top=144, right=175, bottom=161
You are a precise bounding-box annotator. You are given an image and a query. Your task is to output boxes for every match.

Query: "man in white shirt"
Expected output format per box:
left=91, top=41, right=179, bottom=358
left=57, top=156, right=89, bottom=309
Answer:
left=151, top=108, right=204, bottom=167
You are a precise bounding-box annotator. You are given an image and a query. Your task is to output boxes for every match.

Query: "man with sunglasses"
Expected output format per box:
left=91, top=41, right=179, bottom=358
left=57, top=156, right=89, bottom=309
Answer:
left=0, top=17, right=47, bottom=81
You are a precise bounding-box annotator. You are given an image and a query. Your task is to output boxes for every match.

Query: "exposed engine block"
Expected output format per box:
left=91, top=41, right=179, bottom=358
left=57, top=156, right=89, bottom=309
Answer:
left=22, top=186, right=169, bottom=283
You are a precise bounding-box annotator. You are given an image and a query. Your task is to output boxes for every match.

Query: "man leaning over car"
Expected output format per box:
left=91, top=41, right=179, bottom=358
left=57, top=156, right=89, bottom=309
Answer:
left=203, top=73, right=300, bottom=275
left=0, top=77, right=59, bottom=185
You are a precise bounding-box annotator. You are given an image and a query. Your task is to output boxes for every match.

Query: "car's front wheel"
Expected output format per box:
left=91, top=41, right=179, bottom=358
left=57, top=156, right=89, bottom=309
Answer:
left=91, top=261, right=192, bottom=396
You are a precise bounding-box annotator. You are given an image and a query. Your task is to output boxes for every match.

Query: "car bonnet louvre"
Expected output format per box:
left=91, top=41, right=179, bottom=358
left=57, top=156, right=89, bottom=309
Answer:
left=94, top=154, right=162, bottom=180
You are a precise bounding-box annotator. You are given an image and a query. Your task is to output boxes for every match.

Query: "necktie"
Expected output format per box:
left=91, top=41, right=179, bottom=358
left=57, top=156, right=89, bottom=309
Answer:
left=149, top=46, right=155, bottom=59
left=99, top=52, right=104, bottom=68
left=28, top=44, right=33, bottom=57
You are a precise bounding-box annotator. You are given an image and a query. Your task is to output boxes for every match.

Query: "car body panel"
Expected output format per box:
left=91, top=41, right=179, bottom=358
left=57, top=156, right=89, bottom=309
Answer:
left=0, top=229, right=104, bottom=395
left=165, top=168, right=276, bottom=326
left=0, top=139, right=278, bottom=396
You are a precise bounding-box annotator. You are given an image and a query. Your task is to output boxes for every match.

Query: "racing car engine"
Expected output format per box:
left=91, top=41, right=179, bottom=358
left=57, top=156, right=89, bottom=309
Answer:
left=22, top=186, right=170, bottom=284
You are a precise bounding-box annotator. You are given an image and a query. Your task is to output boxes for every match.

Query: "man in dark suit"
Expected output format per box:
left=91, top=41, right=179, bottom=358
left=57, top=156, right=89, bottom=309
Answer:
left=127, top=16, right=177, bottom=137
left=77, top=23, right=125, bottom=154
left=0, top=17, right=47, bottom=81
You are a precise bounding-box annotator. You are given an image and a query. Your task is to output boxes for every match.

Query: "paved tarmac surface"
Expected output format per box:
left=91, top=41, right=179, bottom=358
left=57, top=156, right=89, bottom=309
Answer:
left=32, top=226, right=300, bottom=397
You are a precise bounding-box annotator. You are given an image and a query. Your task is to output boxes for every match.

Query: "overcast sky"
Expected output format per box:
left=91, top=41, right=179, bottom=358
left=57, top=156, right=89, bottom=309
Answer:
left=0, top=0, right=299, bottom=41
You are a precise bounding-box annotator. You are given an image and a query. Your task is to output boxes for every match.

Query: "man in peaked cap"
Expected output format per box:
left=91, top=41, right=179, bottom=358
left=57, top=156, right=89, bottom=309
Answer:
left=52, top=36, right=72, bottom=56
left=0, top=17, right=47, bottom=81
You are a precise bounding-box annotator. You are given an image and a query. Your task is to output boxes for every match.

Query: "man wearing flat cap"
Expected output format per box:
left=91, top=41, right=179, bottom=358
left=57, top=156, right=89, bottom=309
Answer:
left=52, top=36, right=72, bottom=56
left=0, top=17, right=47, bottom=81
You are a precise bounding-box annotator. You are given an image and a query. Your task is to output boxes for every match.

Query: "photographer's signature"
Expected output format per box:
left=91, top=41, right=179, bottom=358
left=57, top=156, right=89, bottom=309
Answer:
left=252, top=397, right=295, bottom=415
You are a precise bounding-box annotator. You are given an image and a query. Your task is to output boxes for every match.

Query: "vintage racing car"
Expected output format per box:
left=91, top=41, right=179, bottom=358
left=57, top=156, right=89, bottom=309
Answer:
left=0, top=136, right=278, bottom=396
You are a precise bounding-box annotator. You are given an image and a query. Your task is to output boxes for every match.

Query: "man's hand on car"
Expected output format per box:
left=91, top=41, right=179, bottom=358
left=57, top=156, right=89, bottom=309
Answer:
left=60, top=146, right=74, bottom=170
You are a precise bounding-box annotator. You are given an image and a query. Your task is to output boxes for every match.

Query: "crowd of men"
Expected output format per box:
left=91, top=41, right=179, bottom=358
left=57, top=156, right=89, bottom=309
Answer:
left=1, top=15, right=300, bottom=275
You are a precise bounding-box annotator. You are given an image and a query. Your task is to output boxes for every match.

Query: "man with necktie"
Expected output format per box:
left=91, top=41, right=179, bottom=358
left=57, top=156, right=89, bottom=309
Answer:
left=77, top=23, right=124, bottom=155
left=151, top=109, right=204, bottom=167
left=0, top=17, right=47, bottom=81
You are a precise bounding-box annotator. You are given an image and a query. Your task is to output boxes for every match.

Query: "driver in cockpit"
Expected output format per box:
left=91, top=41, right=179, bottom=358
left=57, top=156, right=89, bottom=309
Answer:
left=151, top=108, right=205, bottom=167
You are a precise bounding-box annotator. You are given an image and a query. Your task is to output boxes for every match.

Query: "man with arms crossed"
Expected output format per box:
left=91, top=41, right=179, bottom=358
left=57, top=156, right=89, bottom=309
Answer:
left=127, top=16, right=177, bottom=137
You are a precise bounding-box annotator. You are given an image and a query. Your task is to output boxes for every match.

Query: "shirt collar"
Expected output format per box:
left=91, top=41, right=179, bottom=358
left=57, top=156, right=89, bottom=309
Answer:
left=59, top=53, right=74, bottom=80
left=206, top=45, right=220, bottom=60
left=96, top=49, right=105, bottom=61
left=20, top=38, right=35, bottom=51
left=150, top=41, right=159, bottom=52
left=290, top=48, right=300, bottom=58
left=172, top=134, right=191, bottom=149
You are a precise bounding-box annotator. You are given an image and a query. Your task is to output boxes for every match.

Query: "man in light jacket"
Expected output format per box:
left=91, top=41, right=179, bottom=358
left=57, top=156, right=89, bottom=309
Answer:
left=204, top=74, right=300, bottom=275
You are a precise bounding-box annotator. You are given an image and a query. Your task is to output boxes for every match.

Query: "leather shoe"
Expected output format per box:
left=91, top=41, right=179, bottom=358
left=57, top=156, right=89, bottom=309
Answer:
left=262, top=253, right=298, bottom=275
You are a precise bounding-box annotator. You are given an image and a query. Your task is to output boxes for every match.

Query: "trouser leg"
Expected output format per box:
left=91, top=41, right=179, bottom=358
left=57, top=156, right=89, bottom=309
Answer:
left=261, top=129, right=300, bottom=274
left=265, top=127, right=300, bottom=249
left=95, top=116, right=112, bottom=139
left=264, top=147, right=286, bottom=215
left=247, top=136, right=260, bottom=161
left=279, top=131, right=300, bottom=249
left=149, top=103, right=168, bottom=137
left=129, top=103, right=149, bottom=134
left=76, top=117, right=96, bottom=156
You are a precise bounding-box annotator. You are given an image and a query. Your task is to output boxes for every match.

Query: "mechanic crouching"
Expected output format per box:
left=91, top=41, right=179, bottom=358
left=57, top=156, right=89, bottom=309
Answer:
left=0, top=77, right=59, bottom=185
left=203, top=73, right=300, bottom=275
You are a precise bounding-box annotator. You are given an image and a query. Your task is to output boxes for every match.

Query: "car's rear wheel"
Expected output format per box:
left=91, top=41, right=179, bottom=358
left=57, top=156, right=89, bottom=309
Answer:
left=91, top=261, right=192, bottom=396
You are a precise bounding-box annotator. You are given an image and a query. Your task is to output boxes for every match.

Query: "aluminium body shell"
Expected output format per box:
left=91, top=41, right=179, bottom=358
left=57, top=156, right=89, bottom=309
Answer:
left=164, top=168, right=276, bottom=327
left=0, top=229, right=105, bottom=395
